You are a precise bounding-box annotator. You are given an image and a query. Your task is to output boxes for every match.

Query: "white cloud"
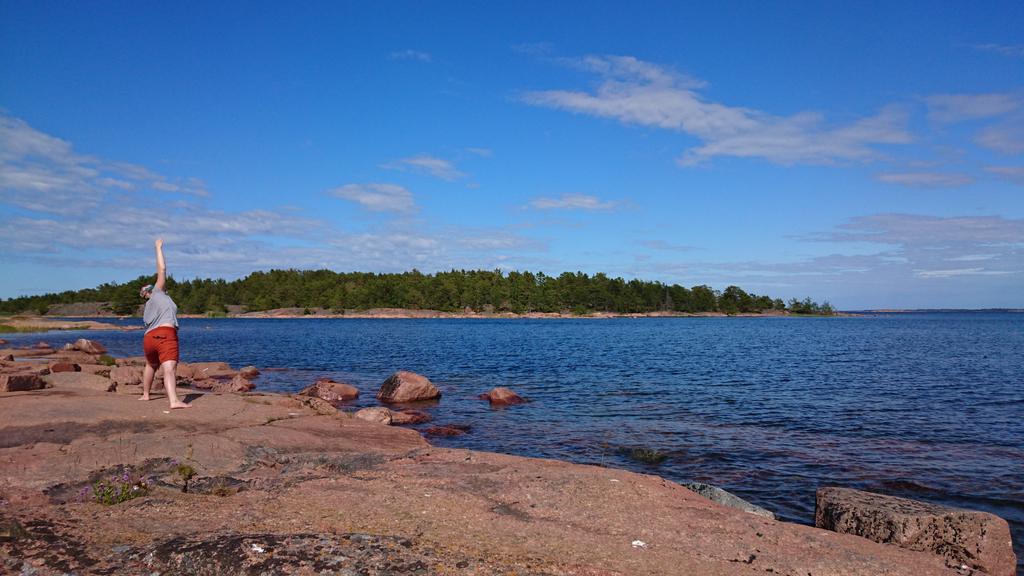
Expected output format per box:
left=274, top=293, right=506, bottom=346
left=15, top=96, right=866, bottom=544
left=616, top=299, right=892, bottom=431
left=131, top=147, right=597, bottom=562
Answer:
left=381, top=154, right=467, bottom=181
left=875, top=172, right=974, bottom=187
left=389, top=50, right=432, bottom=62
left=0, top=113, right=552, bottom=295
left=974, top=43, right=1024, bottom=59
left=975, top=117, right=1024, bottom=155
left=329, top=183, right=416, bottom=212
left=985, top=165, right=1024, bottom=184
left=466, top=147, right=493, bottom=157
left=925, top=93, right=1021, bottom=124
left=812, top=213, right=1024, bottom=247
left=640, top=240, right=695, bottom=252
left=521, top=55, right=912, bottom=165
left=915, top=268, right=1017, bottom=279
left=0, top=113, right=213, bottom=213
left=527, top=193, right=619, bottom=211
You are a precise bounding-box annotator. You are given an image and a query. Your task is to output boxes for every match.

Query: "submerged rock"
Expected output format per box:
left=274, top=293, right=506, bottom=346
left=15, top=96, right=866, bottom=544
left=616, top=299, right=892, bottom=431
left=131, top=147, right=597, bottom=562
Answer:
left=816, top=486, right=1016, bottom=575
left=684, top=482, right=776, bottom=520
left=377, top=371, right=440, bottom=403
left=424, top=424, right=471, bottom=437
left=390, top=409, right=432, bottom=425
left=478, top=386, right=526, bottom=406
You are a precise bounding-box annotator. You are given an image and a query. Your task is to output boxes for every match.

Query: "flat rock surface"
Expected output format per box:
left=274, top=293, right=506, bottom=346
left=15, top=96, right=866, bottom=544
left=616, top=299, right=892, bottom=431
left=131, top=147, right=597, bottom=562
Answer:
left=0, top=386, right=966, bottom=575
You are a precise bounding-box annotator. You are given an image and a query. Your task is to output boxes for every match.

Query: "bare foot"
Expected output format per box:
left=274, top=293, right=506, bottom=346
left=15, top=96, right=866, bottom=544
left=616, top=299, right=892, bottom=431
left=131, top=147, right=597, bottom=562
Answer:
left=169, top=401, right=192, bottom=409
left=138, top=395, right=151, bottom=401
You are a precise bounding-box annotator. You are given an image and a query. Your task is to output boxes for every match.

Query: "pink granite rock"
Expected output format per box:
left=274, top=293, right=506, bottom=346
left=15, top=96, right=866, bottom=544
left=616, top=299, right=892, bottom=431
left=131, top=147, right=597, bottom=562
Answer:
left=478, top=387, right=526, bottom=406
left=44, top=372, right=116, bottom=392
left=816, top=487, right=1016, bottom=575
left=0, top=374, right=48, bottom=392
left=377, top=371, right=440, bottom=403
left=239, top=366, right=260, bottom=379
left=72, top=338, right=107, bottom=355
left=354, top=407, right=393, bottom=425
left=390, top=409, right=432, bottom=425
left=50, top=362, right=81, bottom=373
left=299, top=378, right=359, bottom=404
left=110, top=365, right=143, bottom=386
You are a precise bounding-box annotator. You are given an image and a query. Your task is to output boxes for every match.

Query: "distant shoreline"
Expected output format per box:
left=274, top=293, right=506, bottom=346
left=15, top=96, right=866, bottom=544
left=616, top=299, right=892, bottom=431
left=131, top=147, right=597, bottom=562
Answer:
left=32, top=306, right=854, bottom=320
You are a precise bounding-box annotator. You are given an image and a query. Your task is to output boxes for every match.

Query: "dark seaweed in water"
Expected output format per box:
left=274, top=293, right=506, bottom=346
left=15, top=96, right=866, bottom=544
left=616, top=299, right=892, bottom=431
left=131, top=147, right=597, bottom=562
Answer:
left=19, top=311, right=1024, bottom=570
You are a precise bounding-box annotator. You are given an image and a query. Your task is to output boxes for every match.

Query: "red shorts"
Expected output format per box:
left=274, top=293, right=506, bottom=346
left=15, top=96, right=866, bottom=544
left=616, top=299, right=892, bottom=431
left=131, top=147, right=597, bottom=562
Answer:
left=144, top=327, right=179, bottom=366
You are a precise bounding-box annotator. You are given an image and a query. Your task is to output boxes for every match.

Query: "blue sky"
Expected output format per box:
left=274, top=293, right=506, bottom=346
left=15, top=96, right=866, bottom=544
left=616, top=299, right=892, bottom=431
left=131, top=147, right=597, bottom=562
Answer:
left=1, top=1, right=1022, bottom=308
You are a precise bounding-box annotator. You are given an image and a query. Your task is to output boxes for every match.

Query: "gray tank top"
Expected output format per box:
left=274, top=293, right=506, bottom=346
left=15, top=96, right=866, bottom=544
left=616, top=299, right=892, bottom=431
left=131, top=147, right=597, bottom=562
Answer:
left=143, top=288, right=179, bottom=333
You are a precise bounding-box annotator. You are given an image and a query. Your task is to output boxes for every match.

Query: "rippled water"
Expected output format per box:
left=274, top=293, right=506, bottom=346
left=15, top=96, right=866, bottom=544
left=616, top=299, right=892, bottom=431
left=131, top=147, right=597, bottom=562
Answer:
left=11, top=313, right=1024, bottom=567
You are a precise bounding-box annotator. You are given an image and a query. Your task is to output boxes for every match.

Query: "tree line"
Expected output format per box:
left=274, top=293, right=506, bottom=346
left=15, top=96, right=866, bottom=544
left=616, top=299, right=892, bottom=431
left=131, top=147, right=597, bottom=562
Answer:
left=0, top=269, right=835, bottom=316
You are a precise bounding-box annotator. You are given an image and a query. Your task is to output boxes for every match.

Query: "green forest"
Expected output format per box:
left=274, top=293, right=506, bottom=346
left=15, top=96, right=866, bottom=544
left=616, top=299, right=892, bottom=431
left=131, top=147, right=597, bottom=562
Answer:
left=0, top=269, right=836, bottom=316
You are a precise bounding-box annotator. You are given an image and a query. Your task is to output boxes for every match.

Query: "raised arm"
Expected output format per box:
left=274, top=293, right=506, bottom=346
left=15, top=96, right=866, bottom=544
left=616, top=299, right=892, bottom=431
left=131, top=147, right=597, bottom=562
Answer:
left=154, top=238, right=167, bottom=291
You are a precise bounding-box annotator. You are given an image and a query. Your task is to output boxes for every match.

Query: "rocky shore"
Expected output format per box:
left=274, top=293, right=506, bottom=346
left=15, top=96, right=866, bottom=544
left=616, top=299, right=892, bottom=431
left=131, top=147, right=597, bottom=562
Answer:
left=0, top=315, right=132, bottom=333
left=1, top=339, right=1014, bottom=575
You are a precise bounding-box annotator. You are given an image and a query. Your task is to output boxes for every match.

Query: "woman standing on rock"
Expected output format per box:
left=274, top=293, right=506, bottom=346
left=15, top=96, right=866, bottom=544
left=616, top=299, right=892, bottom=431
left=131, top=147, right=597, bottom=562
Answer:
left=139, top=238, right=190, bottom=409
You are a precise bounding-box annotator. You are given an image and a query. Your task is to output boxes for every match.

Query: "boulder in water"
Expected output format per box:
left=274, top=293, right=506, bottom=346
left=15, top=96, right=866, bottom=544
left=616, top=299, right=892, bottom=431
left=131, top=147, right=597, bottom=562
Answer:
left=239, top=366, right=260, bottom=379
left=478, top=387, right=526, bottom=406
left=376, top=371, right=440, bottom=403
left=72, top=338, right=106, bottom=355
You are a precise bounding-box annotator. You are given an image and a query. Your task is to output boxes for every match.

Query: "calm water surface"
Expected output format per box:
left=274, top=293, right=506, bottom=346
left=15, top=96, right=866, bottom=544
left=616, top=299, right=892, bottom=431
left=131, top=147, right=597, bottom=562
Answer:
left=12, top=313, right=1024, bottom=567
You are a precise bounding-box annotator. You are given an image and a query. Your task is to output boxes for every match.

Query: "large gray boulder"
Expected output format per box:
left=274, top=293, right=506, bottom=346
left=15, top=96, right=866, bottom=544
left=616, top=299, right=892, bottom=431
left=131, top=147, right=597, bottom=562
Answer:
left=816, top=487, right=1016, bottom=575
left=684, top=482, right=776, bottom=520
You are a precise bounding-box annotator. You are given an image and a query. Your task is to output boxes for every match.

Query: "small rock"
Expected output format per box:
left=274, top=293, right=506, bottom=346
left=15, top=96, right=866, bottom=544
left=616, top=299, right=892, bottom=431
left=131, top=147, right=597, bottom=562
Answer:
left=0, top=374, right=48, bottom=392
left=816, top=487, right=1017, bottom=576
left=390, top=409, right=432, bottom=425
left=72, top=338, right=106, bottom=354
left=0, top=339, right=7, bottom=346
left=684, top=482, right=776, bottom=520
left=50, top=362, right=82, bottom=373
left=354, top=407, right=393, bottom=425
left=211, top=374, right=255, bottom=393
left=33, top=341, right=51, bottom=349
left=299, top=378, right=359, bottom=404
left=377, top=371, right=441, bottom=403
left=478, top=386, right=526, bottom=406
left=1, top=354, right=13, bottom=362
left=239, top=366, right=260, bottom=379
left=110, top=365, right=143, bottom=386
left=291, top=395, right=339, bottom=415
